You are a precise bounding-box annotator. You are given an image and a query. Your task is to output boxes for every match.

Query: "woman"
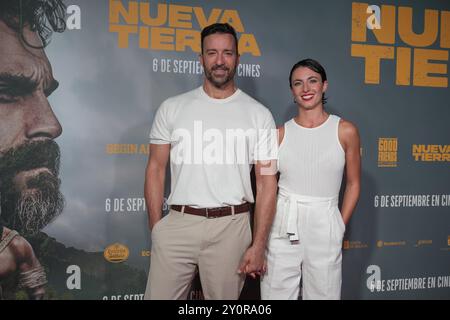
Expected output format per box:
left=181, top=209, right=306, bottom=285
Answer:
left=261, top=59, right=361, bottom=300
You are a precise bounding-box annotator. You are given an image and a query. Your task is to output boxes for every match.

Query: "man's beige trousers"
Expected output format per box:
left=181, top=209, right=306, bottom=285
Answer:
left=144, top=209, right=252, bottom=300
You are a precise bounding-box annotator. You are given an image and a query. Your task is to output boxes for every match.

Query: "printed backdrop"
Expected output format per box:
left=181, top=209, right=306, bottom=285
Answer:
left=1, top=0, right=449, bottom=299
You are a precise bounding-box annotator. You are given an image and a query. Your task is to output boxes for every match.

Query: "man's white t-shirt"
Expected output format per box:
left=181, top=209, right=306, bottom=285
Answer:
left=150, top=86, right=277, bottom=208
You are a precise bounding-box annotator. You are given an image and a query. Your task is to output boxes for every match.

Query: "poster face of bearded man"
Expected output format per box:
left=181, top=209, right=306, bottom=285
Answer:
left=0, top=1, right=66, bottom=237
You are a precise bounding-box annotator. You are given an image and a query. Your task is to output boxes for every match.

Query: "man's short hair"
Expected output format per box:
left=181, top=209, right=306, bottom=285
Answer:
left=200, top=23, right=238, bottom=54
left=0, top=0, right=66, bottom=48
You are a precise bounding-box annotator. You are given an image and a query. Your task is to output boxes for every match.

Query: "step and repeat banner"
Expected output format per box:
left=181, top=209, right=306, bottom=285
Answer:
left=0, top=0, right=449, bottom=300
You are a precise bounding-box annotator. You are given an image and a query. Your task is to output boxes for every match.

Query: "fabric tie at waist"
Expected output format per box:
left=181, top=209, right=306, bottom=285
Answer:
left=278, top=189, right=339, bottom=242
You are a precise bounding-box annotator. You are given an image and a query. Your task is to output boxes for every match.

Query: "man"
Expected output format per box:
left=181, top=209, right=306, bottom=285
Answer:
left=0, top=223, right=47, bottom=300
left=260, top=59, right=361, bottom=300
left=144, top=23, right=278, bottom=300
left=0, top=0, right=66, bottom=298
left=0, top=0, right=65, bottom=238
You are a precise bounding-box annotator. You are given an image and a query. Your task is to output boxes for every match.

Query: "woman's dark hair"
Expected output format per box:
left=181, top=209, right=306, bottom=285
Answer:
left=0, top=0, right=66, bottom=48
left=289, top=58, right=328, bottom=104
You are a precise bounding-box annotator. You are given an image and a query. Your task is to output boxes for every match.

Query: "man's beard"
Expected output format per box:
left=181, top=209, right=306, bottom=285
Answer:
left=0, top=140, right=64, bottom=236
left=203, top=63, right=236, bottom=88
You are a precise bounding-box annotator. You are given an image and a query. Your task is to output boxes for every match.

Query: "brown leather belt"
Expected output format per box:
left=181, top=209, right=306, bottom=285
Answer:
left=170, top=202, right=251, bottom=218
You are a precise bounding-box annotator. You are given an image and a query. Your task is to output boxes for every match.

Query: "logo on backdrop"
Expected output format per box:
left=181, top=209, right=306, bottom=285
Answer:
left=351, top=2, right=449, bottom=87
left=376, top=240, right=406, bottom=248
left=414, top=240, right=432, bottom=248
left=343, top=240, right=368, bottom=249
left=108, top=0, right=262, bottom=77
left=412, top=144, right=450, bottom=162
left=103, top=243, right=130, bottom=263
left=109, top=0, right=260, bottom=55
left=378, top=137, right=397, bottom=167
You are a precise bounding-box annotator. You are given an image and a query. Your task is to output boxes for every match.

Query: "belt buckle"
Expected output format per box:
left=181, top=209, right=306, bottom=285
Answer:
left=205, top=207, right=219, bottom=219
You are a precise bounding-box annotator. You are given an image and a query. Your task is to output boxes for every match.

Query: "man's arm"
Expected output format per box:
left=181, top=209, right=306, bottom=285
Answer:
left=144, top=143, right=170, bottom=230
left=339, top=120, right=361, bottom=224
left=238, top=159, right=277, bottom=278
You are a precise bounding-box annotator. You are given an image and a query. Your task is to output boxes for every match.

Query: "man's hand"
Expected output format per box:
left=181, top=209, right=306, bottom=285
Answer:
left=237, top=159, right=276, bottom=279
left=145, top=144, right=170, bottom=232
left=237, top=245, right=267, bottom=279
